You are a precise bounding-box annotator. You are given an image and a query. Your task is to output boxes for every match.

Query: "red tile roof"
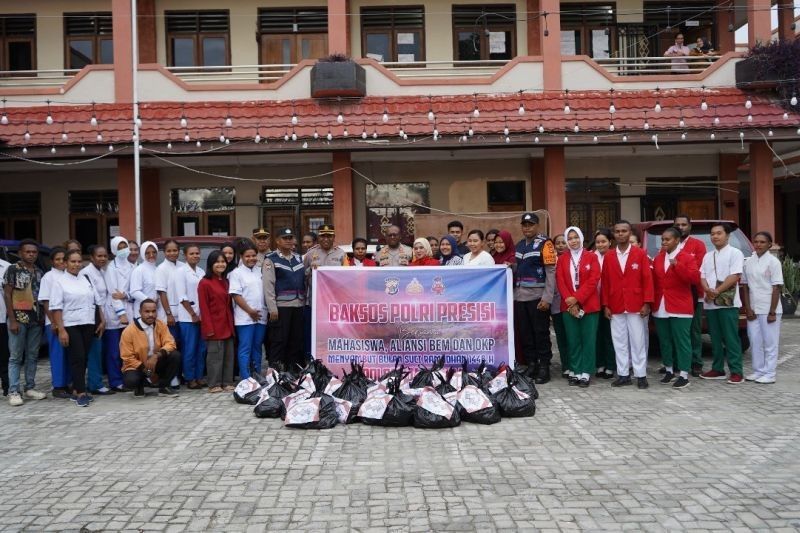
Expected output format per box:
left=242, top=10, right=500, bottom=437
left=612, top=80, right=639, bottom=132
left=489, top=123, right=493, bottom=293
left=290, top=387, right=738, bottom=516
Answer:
left=0, top=88, right=797, bottom=148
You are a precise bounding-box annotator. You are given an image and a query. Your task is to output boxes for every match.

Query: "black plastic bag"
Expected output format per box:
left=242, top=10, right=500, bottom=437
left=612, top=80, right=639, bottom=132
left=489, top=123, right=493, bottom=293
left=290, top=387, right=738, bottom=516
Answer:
left=413, top=387, right=461, bottom=429
left=498, top=362, right=539, bottom=400
left=359, top=379, right=414, bottom=427
left=253, top=391, right=284, bottom=418
left=332, top=370, right=368, bottom=423
left=435, top=368, right=457, bottom=395
left=456, top=385, right=501, bottom=425
left=492, top=372, right=535, bottom=417
left=284, top=392, right=339, bottom=429
left=267, top=377, right=296, bottom=401
left=233, top=377, right=264, bottom=405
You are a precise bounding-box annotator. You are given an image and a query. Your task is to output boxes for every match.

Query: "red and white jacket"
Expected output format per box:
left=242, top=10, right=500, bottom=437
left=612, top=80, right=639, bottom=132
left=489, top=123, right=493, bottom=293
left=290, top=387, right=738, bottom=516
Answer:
left=652, top=248, right=701, bottom=316
left=556, top=249, right=601, bottom=313
left=601, top=245, right=654, bottom=314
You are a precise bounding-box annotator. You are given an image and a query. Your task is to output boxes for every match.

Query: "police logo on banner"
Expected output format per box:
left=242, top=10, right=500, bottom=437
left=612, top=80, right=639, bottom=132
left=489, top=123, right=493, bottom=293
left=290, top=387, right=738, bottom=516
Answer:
left=384, top=277, right=399, bottom=295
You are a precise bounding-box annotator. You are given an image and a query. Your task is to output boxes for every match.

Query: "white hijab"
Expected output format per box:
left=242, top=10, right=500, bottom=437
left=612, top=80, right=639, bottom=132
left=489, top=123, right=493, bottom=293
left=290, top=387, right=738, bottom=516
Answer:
left=140, top=241, right=159, bottom=269
left=564, top=226, right=585, bottom=261
left=110, top=236, right=130, bottom=269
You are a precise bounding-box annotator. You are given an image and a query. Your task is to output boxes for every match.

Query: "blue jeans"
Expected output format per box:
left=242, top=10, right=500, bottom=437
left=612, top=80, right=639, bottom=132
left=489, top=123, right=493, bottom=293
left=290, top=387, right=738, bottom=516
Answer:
left=179, top=321, right=206, bottom=381
left=8, top=321, right=42, bottom=394
left=235, top=324, right=266, bottom=379
left=46, top=326, right=71, bottom=389
left=87, top=337, right=104, bottom=391
left=102, top=328, right=124, bottom=388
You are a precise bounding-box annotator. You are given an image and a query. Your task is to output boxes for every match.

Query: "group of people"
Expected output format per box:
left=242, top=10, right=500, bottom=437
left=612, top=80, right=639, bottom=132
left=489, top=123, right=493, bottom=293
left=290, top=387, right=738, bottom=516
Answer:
left=0, top=213, right=784, bottom=407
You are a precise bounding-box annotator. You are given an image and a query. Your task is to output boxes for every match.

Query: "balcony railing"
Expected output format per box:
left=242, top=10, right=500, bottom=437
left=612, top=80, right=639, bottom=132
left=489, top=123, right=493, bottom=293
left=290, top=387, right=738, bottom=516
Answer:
left=0, top=69, right=80, bottom=87
left=594, top=55, right=721, bottom=76
left=165, top=64, right=296, bottom=84
left=381, top=60, right=510, bottom=79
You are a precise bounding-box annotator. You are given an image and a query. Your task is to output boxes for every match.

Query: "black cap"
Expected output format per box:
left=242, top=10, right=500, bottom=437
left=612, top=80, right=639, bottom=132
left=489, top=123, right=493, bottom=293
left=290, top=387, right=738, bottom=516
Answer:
left=521, top=212, right=539, bottom=224
left=318, top=224, right=335, bottom=235
left=277, top=227, right=294, bottom=238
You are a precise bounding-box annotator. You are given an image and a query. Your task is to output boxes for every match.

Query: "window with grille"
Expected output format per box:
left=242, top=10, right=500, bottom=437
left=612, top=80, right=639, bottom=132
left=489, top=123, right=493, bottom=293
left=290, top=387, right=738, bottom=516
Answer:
left=258, top=8, right=328, bottom=64
left=0, top=14, right=36, bottom=72
left=361, top=6, right=425, bottom=63
left=452, top=5, right=516, bottom=61
left=165, top=10, right=230, bottom=67
left=170, top=188, right=236, bottom=237
left=64, top=12, right=113, bottom=69
left=560, top=3, right=616, bottom=58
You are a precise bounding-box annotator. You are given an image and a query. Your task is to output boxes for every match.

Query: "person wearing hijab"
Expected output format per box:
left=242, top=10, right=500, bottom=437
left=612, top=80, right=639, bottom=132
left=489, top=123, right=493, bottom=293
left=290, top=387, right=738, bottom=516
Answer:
left=493, top=231, right=516, bottom=266
left=105, top=236, right=134, bottom=392
left=485, top=229, right=500, bottom=255
left=410, top=238, right=440, bottom=266
left=129, top=241, right=159, bottom=319
left=556, top=226, right=601, bottom=387
left=514, top=213, right=557, bottom=383
left=438, top=235, right=463, bottom=266
left=593, top=228, right=617, bottom=380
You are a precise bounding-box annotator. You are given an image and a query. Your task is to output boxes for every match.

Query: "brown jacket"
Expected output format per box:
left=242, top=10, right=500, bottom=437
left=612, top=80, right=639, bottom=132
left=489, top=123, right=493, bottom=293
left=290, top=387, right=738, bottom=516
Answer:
left=120, top=319, right=177, bottom=382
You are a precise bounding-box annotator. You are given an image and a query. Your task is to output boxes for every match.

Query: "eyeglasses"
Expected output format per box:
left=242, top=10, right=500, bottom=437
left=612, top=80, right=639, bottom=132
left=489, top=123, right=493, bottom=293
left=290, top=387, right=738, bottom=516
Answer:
left=386, top=233, right=400, bottom=237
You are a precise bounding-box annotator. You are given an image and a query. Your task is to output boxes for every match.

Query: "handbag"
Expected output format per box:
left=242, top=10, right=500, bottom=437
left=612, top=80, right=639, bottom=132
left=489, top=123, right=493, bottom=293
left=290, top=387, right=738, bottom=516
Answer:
left=712, top=253, right=736, bottom=307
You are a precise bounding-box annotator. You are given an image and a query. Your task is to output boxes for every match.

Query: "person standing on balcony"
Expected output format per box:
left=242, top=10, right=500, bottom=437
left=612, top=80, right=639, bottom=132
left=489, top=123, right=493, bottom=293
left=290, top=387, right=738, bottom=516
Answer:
left=740, top=231, right=783, bottom=384
left=664, top=33, right=690, bottom=72
left=674, top=214, right=707, bottom=376
left=602, top=221, right=653, bottom=390
left=513, top=213, right=556, bottom=384
left=699, top=223, right=745, bottom=384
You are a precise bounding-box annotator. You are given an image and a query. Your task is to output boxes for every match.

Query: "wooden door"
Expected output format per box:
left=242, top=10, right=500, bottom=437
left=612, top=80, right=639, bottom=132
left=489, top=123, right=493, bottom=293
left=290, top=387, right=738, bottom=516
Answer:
left=298, top=34, right=327, bottom=61
left=677, top=199, right=716, bottom=221
left=261, top=35, right=293, bottom=65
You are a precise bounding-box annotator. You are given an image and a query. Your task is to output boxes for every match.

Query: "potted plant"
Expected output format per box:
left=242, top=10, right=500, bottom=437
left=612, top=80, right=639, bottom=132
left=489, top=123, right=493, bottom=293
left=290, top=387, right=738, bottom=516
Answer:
left=736, top=40, right=800, bottom=110
left=780, top=256, right=799, bottom=316
left=310, top=53, right=367, bottom=99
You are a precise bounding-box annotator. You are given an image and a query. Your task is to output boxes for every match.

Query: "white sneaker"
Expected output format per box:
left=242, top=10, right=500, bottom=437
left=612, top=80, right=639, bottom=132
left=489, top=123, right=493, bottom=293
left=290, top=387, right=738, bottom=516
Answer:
left=24, top=389, right=46, bottom=400
left=744, top=373, right=761, bottom=382
left=8, top=393, right=23, bottom=406
left=754, top=376, right=776, bottom=384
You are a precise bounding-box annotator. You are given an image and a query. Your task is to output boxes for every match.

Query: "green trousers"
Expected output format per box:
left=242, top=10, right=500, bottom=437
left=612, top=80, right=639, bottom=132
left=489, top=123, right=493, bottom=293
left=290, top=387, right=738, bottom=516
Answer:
left=552, top=312, right=569, bottom=372
left=654, top=317, right=692, bottom=372
left=690, top=301, right=704, bottom=367
left=596, top=314, right=616, bottom=371
left=562, top=311, right=599, bottom=376
left=706, top=307, right=743, bottom=375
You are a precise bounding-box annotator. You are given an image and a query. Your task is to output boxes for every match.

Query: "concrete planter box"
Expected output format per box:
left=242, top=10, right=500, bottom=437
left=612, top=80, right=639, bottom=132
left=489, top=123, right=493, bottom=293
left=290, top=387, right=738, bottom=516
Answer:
left=735, top=56, right=781, bottom=90
left=310, top=61, right=367, bottom=98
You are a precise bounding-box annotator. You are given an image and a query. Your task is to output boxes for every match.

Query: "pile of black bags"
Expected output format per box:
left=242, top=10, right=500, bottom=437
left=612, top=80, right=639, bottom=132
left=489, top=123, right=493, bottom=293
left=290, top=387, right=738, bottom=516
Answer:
left=233, top=358, right=536, bottom=430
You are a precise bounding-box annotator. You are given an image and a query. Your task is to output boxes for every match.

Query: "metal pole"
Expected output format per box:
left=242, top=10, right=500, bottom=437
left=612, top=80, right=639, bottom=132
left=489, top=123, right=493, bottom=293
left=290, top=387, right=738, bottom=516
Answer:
left=131, top=0, right=142, bottom=243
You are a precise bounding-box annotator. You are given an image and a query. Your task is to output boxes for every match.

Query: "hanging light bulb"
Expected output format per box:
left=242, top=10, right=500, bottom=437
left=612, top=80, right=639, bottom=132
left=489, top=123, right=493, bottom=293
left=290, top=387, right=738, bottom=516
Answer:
left=538, top=124, right=544, bottom=134
left=167, top=142, right=173, bottom=149
left=654, top=101, right=661, bottom=113
left=563, top=136, right=568, bottom=143
left=22, top=147, right=28, bottom=154
left=108, top=144, right=114, bottom=151
left=291, top=132, right=297, bottom=141
left=574, top=123, right=580, bottom=133
left=745, top=99, right=752, bottom=109
left=361, top=130, right=368, bottom=139
left=644, top=120, right=650, bottom=130
left=622, top=134, right=628, bottom=142
left=284, top=132, right=289, bottom=142
left=783, top=112, right=789, bottom=120
left=46, top=114, right=53, bottom=125
left=564, top=103, right=570, bottom=114
left=0, top=114, right=7, bottom=125
left=291, top=113, right=298, bottom=126
left=714, top=116, right=720, bottom=125
left=80, top=145, right=86, bottom=153
left=337, top=113, right=344, bottom=124
left=768, top=130, right=774, bottom=137
left=180, top=116, right=187, bottom=128
left=710, top=132, right=716, bottom=140
left=382, top=111, right=389, bottom=123
left=681, top=132, right=687, bottom=140
left=747, top=114, right=753, bottom=122
left=503, top=126, right=509, bottom=136
left=50, top=146, right=56, bottom=154
left=132, top=132, right=138, bottom=141
left=225, top=116, right=233, bottom=127
left=468, top=127, right=474, bottom=137
left=701, top=99, right=708, bottom=111
left=609, top=123, right=615, bottom=132
left=518, top=104, right=525, bottom=116
left=184, top=133, right=190, bottom=142
left=313, top=130, right=319, bottom=140
left=402, top=133, right=408, bottom=140
left=534, top=136, right=539, bottom=143
left=473, top=106, right=480, bottom=118
left=506, top=136, right=511, bottom=143
left=62, top=132, right=68, bottom=142
left=679, top=119, right=685, bottom=128
left=739, top=131, right=745, bottom=139
left=302, top=141, right=308, bottom=149
left=791, top=94, right=798, bottom=106
left=97, top=133, right=103, bottom=142
left=225, top=139, right=230, bottom=145
left=196, top=140, right=202, bottom=148
left=90, top=115, right=98, bottom=127
left=327, top=130, right=333, bottom=141
left=372, top=130, right=378, bottom=139
left=343, top=128, right=349, bottom=137
left=428, top=110, right=435, bottom=121
left=434, top=126, right=440, bottom=137
left=609, top=102, right=616, bottom=114
left=592, top=136, right=598, bottom=143
left=255, top=132, right=261, bottom=143
left=24, top=130, right=30, bottom=142
left=136, top=116, right=142, bottom=128
left=399, top=127, right=405, bottom=138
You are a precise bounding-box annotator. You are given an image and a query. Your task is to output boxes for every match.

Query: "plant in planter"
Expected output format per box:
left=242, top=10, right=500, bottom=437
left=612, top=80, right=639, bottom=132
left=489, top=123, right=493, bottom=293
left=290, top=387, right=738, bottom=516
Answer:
left=310, top=53, right=367, bottom=99
left=736, top=40, right=800, bottom=110
left=780, top=256, right=799, bottom=315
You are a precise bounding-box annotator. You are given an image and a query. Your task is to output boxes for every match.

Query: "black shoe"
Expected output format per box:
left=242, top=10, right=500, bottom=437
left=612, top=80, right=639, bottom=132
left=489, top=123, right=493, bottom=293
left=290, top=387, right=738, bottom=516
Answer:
left=52, top=389, right=72, bottom=399
left=690, top=365, right=702, bottom=378
left=115, top=385, right=131, bottom=393
left=525, top=365, right=540, bottom=380
left=578, top=378, right=590, bottom=388
left=568, top=376, right=579, bottom=386
left=637, top=377, right=649, bottom=389
left=595, top=369, right=605, bottom=378
left=134, top=386, right=145, bottom=398
left=657, top=366, right=667, bottom=374
left=603, top=370, right=615, bottom=379
left=158, top=387, right=179, bottom=398
left=89, top=388, right=115, bottom=395
left=534, top=367, right=550, bottom=385
left=611, top=376, right=632, bottom=387
left=561, top=370, right=570, bottom=379
left=659, top=372, right=675, bottom=384
left=672, top=376, right=690, bottom=389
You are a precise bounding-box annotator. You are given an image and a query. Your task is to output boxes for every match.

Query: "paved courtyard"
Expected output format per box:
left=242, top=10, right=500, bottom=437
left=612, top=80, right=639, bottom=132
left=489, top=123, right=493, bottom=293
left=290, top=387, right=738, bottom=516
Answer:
left=1, top=321, right=799, bottom=532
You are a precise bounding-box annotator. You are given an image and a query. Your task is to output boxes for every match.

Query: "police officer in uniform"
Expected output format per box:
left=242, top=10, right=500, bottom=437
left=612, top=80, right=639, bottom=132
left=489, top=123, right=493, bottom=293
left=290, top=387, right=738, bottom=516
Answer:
left=252, top=228, right=272, bottom=269
left=302, top=224, right=346, bottom=359
left=263, top=228, right=306, bottom=371
left=514, top=212, right=557, bottom=384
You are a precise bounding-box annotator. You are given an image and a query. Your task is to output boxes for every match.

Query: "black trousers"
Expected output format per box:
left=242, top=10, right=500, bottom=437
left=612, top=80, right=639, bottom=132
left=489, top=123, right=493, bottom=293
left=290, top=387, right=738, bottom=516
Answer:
left=269, top=306, right=305, bottom=371
left=122, top=350, right=182, bottom=390
left=514, top=299, right=553, bottom=368
left=65, top=324, right=95, bottom=394
left=0, top=323, right=9, bottom=395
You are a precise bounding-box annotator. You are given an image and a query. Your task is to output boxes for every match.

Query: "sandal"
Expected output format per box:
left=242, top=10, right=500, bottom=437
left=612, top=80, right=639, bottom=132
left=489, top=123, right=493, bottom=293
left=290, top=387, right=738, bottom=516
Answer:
left=223, top=385, right=235, bottom=392
left=208, top=386, right=223, bottom=393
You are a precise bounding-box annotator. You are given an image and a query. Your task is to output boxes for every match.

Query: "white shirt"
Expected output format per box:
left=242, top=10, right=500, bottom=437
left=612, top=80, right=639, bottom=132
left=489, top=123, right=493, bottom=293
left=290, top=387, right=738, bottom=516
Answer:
left=175, top=263, right=205, bottom=322
left=49, top=271, right=103, bottom=328
left=228, top=264, right=267, bottom=325
left=107, top=257, right=133, bottom=323
left=38, top=268, right=66, bottom=326
left=462, top=250, right=495, bottom=266
left=137, top=318, right=155, bottom=355
left=129, top=261, right=157, bottom=318
left=80, top=263, right=125, bottom=329
left=653, top=248, right=692, bottom=319
left=0, top=259, right=9, bottom=324
left=616, top=245, right=631, bottom=272
left=701, top=244, right=744, bottom=310
left=155, top=259, right=185, bottom=321
left=741, top=252, right=783, bottom=315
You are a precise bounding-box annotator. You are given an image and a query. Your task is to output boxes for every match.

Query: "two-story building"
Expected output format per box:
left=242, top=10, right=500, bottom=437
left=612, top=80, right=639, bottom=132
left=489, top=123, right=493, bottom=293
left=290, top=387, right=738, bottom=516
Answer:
left=0, top=0, right=798, bottom=255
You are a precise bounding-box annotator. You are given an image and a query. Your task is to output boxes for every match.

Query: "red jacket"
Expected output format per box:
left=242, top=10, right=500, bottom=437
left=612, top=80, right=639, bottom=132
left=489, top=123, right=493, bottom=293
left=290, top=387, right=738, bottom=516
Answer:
left=652, top=248, right=701, bottom=316
left=410, top=257, right=440, bottom=266
left=197, top=276, right=234, bottom=340
left=601, top=245, right=654, bottom=314
left=681, top=236, right=706, bottom=291
left=345, top=256, right=377, bottom=267
left=556, top=250, right=601, bottom=313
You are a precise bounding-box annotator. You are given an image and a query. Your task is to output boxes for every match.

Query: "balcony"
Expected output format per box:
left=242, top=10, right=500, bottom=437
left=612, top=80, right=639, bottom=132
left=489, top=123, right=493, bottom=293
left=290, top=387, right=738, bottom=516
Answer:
left=164, top=64, right=296, bottom=84
left=594, top=55, right=722, bottom=76
left=0, top=69, right=81, bottom=88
